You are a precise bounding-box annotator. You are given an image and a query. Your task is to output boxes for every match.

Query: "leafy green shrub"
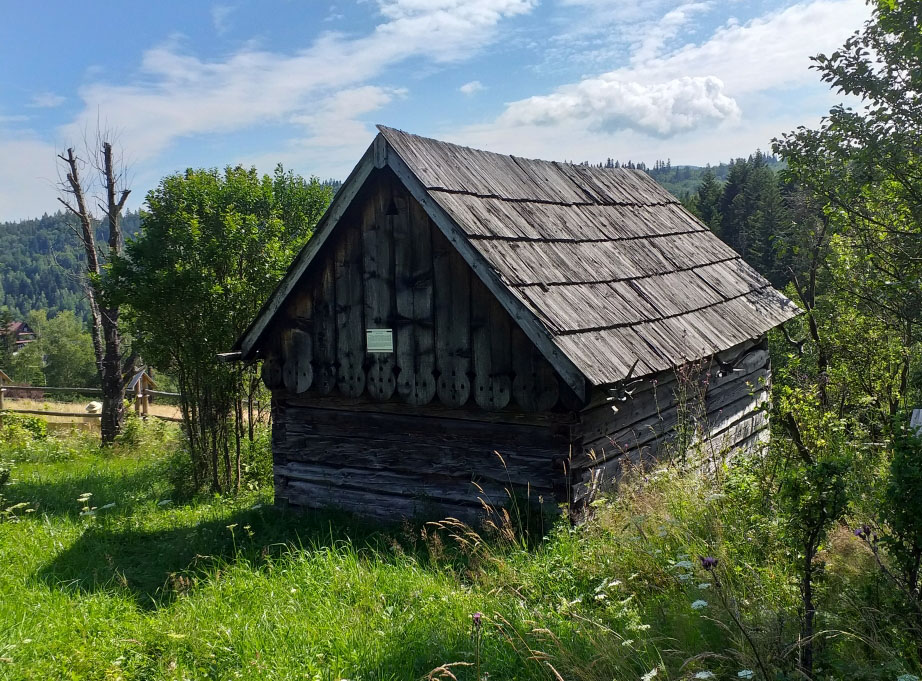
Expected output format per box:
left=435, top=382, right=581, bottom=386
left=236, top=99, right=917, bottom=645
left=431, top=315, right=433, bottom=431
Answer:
left=0, top=411, right=47, bottom=440
left=241, top=424, right=273, bottom=491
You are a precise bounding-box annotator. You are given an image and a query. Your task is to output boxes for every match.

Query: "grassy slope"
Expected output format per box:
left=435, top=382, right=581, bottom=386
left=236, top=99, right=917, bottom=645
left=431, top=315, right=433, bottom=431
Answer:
left=0, top=424, right=915, bottom=680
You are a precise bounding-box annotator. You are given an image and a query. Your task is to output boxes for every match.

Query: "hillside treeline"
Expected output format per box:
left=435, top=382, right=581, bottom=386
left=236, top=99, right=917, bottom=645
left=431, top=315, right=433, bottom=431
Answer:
left=0, top=212, right=141, bottom=320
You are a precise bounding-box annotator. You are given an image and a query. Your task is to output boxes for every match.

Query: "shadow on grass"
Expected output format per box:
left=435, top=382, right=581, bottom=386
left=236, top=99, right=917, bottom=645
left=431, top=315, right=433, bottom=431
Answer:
left=35, top=502, right=410, bottom=609
left=7, top=457, right=176, bottom=519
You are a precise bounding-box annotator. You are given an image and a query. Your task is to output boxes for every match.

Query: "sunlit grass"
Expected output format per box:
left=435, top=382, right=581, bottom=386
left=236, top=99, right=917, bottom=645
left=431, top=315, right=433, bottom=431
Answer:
left=0, top=425, right=916, bottom=680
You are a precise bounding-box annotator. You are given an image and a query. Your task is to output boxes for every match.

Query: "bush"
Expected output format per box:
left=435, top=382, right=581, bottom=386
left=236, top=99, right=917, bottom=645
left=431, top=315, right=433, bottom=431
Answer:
left=0, top=411, right=47, bottom=440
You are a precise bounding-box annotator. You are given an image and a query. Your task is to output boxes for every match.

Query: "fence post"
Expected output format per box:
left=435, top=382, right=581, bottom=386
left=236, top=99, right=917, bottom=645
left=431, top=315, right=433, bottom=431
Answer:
left=142, top=384, right=150, bottom=418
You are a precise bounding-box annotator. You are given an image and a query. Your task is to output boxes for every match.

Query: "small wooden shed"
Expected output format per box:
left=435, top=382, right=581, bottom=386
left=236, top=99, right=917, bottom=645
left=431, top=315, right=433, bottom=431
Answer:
left=235, top=126, right=799, bottom=520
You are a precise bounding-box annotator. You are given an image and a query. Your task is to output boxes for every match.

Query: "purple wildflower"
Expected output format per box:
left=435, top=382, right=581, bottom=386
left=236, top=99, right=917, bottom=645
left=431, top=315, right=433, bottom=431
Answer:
left=699, top=556, right=718, bottom=571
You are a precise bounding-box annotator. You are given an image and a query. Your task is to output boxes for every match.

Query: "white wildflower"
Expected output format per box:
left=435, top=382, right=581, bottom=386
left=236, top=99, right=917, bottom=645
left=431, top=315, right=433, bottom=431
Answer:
left=738, top=670, right=754, bottom=679
left=678, top=573, right=693, bottom=581
left=691, top=600, right=708, bottom=610
left=897, top=675, right=920, bottom=681
left=694, top=673, right=715, bottom=680
left=672, top=560, right=693, bottom=570
left=641, top=667, right=659, bottom=681
left=698, top=582, right=711, bottom=590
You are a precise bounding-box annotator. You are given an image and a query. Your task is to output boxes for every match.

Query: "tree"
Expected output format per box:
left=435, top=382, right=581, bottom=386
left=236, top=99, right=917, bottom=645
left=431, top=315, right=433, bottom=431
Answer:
left=773, top=0, right=922, bottom=417
left=39, top=310, right=98, bottom=388
left=57, top=141, right=132, bottom=443
left=769, top=1, right=922, bottom=673
left=695, top=167, right=722, bottom=232
left=108, top=165, right=332, bottom=492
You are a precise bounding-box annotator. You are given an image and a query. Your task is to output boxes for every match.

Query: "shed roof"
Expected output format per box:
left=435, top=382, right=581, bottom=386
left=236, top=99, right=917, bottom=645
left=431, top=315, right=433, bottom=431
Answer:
left=236, top=126, right=798, bottom=391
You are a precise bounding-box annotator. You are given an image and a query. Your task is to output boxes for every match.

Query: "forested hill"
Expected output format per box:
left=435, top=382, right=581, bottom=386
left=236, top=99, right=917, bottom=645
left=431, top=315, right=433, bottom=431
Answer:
left=0, top=211, right=141, bottom=319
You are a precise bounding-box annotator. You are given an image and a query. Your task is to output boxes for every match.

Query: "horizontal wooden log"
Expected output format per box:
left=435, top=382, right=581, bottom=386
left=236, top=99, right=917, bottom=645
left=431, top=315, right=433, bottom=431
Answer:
left=581, top=337, right=766, bottom=409
left=570, top=409, right=770, bottom=503
left=277, top=461, right=541, bottom=507
left=575, top=346, right=769, bottom=442
left=277, top=401, right=572, bottom=447
left=573, top=370, right=769, bottom=466
left=277, top=392, right=578, bottom=427
left=278, top=477, right=558, bottom=523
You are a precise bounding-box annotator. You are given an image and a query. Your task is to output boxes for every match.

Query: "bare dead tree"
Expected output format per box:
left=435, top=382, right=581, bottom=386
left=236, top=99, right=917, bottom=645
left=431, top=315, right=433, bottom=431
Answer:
left=57, top=140, right=131, bottom=444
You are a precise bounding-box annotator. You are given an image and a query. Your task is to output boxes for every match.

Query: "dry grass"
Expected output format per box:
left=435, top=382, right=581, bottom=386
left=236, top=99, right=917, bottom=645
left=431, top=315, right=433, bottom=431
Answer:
left=2, top=396, right=182, bottom=423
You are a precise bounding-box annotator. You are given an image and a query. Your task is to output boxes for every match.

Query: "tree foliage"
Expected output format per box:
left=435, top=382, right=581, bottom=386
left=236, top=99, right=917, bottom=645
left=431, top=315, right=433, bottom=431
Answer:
left=108, top=165, right=332, bottom=492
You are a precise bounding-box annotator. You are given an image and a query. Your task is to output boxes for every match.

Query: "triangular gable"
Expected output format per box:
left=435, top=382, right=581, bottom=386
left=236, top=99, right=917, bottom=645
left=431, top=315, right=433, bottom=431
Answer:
left=235, top=131, right=588, bottom=401
left=0, top=368, right=11, bottom=384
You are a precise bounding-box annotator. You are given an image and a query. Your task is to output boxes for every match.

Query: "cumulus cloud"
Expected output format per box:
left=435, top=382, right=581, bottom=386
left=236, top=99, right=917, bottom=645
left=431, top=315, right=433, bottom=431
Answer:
left=63, top=0, right=536, bottom=162
left=459, top=80, right=484, bottom=95
left=501, top=75, right=739, bottom=137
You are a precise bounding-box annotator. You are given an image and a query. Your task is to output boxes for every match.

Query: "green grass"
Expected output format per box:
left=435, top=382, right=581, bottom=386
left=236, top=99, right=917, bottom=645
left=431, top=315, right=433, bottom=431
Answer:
left=0, top=422, right=918, bottom=680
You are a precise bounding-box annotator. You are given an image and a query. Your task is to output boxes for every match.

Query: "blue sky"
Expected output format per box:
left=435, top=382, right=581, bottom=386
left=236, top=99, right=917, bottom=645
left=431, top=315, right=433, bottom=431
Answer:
left=0, top=0, right=870, bottom=221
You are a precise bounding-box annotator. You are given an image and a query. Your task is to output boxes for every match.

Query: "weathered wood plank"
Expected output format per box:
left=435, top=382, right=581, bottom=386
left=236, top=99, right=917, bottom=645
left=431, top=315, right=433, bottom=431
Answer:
left=472, top=279, right=512, bottom=410
left=362, top=185, right=397, bottom=401
left=512, top=327, right=559, bottom=411
left=312, top=258, right=338, bottom=394
left=335, top=224, right=366, bottom=397
left=433, top=229, right=472, bottom=407
left=410, top=200, right=437, bottom=406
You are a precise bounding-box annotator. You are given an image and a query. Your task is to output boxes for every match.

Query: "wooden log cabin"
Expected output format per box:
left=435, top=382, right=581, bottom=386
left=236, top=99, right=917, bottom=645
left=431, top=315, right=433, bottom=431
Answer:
left=234, top=126, right=799, bottom=521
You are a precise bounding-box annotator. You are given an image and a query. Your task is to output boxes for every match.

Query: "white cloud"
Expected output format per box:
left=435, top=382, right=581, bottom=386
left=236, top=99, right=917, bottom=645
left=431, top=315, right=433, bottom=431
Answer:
left=490, top=0, right=867, bottom=141
left=62, top=0, right=536, bottom=163
left=501, top=75, right=739, bottom=137
left=459, top=80, right=484, bottom=95
left=630, top=2, right=712, bottom=65
left=29, top=92, right=66, bottom=108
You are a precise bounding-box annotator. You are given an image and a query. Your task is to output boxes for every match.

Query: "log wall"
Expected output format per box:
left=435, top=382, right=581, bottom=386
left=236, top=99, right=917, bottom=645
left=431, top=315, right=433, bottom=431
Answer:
left=260, top=168, right=774, bottom=522
left=568, top=338, right=771, bottom=510
left=271, top=396, right=572, bottom=520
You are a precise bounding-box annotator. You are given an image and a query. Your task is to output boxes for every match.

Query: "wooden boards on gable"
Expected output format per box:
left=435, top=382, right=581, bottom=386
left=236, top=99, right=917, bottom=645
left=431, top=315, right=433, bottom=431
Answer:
left=262, top=173, right=562, bottom=413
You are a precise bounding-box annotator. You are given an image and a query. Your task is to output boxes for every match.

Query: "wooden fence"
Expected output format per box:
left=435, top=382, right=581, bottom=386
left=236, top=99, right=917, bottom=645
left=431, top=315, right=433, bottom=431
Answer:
left=0, top=376, right=184, bottom=424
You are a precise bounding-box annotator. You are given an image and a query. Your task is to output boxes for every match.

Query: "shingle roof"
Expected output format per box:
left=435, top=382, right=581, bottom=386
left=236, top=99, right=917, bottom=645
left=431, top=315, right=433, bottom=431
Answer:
left=379, top=126, right=799, bottom=385
left=236, top=126, right=799, bottom=392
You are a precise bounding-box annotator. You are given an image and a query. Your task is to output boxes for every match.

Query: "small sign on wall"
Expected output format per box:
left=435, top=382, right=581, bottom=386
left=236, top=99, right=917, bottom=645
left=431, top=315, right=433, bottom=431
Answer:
left=366, top=328, right=394, bottom=353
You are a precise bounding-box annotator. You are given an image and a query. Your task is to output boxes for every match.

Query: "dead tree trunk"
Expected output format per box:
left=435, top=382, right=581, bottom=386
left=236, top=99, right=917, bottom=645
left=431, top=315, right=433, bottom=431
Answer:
left=58, top=142, right=130, bottom=445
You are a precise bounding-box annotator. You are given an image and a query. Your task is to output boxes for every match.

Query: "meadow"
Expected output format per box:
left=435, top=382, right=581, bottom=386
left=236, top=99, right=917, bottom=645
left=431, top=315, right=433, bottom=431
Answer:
left=0, top=415, right=916, bottom=681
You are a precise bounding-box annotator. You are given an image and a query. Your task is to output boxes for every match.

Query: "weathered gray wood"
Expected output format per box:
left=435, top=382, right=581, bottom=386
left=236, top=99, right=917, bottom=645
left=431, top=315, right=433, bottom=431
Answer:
left=284, top=393, right=577, bottom=427
left=409, top=200, right=436, bottom=406
left=312, top=259, right=337, bottom=394
left=433, top=229, right=471, bottom=407
left=282, top=328, right=313, bottom=394
left=237, top=144, right=375, bottom=358
left=335, top=225, right=366, bottom=398
left=512, top=327, right=559, bottom=411
left=471, top=280, right=511, bottom=410
left=362, top=187, right=397, bottom=401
